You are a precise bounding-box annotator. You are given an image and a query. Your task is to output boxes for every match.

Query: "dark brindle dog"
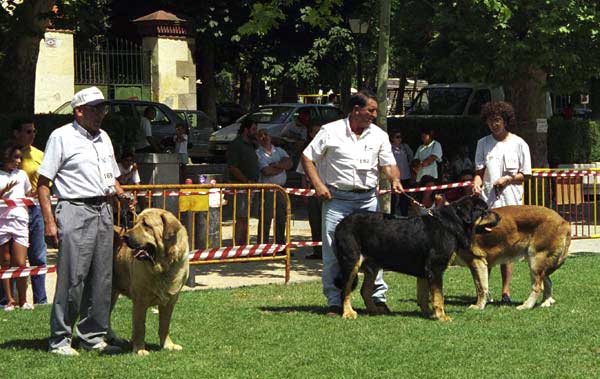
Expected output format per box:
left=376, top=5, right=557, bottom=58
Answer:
left=334, top=196, right=499, bottom=321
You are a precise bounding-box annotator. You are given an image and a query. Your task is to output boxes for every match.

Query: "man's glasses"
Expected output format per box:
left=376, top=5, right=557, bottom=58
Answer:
left=82, top=104, right=108, bottom=114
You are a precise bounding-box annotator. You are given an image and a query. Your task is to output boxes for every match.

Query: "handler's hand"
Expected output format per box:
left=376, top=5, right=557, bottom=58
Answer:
left=391, top=179, right=404, bottom=194
left=45, top=218, right=59, bottom=248
left=472, top=176, right=483, bottom=196
left=314, top=183, right=332, bottom=200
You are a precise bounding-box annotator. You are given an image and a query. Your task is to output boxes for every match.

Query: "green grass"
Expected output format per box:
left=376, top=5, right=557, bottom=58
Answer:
left=1, top=254, right=600, bottom=378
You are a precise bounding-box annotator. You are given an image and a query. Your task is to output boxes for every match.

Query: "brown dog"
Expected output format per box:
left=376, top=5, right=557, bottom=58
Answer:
left=110, top=208, right=189, bottom=355
left=456, top=205, right=570, bottom=310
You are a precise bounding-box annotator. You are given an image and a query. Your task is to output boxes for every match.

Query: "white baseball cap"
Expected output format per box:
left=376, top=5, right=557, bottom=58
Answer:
left=71, top=86, right=106, bottom=108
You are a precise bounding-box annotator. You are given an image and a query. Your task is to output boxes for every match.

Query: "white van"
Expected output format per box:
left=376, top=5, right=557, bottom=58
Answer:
left=406, top=83, right=505, bottom=117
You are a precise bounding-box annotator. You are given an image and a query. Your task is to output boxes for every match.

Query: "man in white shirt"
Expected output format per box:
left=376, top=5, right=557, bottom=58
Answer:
left=301, top=90, right=404, bottom=316
left=473, top=101, right=532, bottom=305
left=38, top=87, right=132, bottom=356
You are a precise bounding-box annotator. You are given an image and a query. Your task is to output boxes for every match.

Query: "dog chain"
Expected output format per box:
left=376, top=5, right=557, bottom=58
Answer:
left=401, top=192, right=434, bottom=217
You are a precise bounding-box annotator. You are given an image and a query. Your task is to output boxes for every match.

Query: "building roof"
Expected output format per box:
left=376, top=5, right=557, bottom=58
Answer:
left=133, top=10, right=185, bottom=23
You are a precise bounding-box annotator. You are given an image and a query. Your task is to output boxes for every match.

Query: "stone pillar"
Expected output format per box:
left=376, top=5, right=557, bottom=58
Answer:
left=134, top=10, right=196, bottom=110
left=34, top=29, right=75, bottom=113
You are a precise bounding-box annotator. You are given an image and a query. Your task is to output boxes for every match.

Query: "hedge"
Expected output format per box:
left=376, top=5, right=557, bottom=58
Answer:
left=548, top=117, right=600, bottom=165
left=0, top=113, right=139, bottom=157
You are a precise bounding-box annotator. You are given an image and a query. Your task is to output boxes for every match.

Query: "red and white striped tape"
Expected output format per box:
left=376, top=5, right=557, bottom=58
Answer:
left=0, top=265, right=56, bottom=279
left=529, top=170, right=600, bottom=177
left=0, top=241, right=322, bottom=279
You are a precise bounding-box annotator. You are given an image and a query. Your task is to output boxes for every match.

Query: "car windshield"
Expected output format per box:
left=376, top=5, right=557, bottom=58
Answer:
left=409, top=87, right=473, bottom=116
left=249, top=106, right=295, bottom=124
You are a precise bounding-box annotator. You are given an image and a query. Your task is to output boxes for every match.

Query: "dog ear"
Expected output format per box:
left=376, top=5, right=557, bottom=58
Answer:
left=161, top=212, right=179, bottom=241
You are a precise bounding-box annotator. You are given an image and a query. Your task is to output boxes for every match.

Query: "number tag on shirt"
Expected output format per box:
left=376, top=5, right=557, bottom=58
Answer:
left=99, top=149, right=116, bottom=188
left=356, top=152, right=372, bottom=170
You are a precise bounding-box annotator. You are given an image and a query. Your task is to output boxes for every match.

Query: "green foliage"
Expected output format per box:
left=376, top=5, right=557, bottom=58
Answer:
left=547, top=117, right=600, bottom=165
left=387, top=116, right=489, bottom=158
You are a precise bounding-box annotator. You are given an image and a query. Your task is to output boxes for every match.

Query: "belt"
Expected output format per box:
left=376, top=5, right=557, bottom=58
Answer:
left=63, top=196, right=111, bottom=206
left=329, top=186, right=375, bottom=194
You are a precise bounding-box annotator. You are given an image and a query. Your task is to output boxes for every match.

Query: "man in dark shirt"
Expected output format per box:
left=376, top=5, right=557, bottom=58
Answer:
left=227, top=117, right=259, bottom=245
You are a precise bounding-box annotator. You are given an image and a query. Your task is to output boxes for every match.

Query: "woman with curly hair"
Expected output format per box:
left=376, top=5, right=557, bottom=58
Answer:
left=473, top=101, right=532, bottom=305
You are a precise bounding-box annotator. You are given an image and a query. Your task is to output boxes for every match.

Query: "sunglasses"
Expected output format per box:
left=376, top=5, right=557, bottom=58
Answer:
left=82, top=104, right=109, bottom=114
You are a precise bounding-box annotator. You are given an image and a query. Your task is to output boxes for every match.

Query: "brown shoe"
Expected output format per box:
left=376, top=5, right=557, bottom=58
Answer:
left=325, top=305, right=342, bottom=317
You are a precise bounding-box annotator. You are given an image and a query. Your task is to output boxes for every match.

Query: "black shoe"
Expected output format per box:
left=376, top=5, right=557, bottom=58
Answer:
left=501, top=294, right=512, bottom=305
left=306, top=253, right=322, bottom=260
left=374, top=302, right=392, bottom=315
left=325, top=305, right=342, bottom=317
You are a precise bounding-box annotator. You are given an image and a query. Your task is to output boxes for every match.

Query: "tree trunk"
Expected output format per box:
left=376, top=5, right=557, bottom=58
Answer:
left=591, top=77, right=600, bottom=120
left=506, top=67, right=548, bottom=168
left=340, top=70, right=352, bottom=113
left=0, top=0, right=54, bottom=114
left=197, top=40, right=217, bottom=123
left=239, top=71, right=252, bottom=111
left=394, top=72, right=407, bottom=115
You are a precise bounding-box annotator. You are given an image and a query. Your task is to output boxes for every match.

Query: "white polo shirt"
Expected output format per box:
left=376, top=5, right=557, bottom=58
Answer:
left=302, top=118, right=396, bottom=191
left=38, top=121, right=120, bottom=199
left=256, top=145, right=289, bottom=186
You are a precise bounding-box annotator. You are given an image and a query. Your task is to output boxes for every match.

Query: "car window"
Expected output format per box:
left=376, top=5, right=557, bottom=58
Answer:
left=319, top=107, right=344, bottom=124
left=176, top=111, right=214, bottom=129
left=468, top=89, right=492, bottom=115
left=409, top=88, right=473, bottom=116
left=291, top=107, right=320, bottom=124
left=250, top=106, right=295, bottom=124
left=136, top=105, right=170, bottom=125
left=111, top=104, right=136, bottom=118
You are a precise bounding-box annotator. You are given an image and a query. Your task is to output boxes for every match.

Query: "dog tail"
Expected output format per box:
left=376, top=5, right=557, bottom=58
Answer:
left=333, top=219, right=361, bottom=291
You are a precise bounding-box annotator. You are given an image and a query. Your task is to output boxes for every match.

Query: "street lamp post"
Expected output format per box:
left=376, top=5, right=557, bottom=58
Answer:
left=349, top=18, right=369, bottom=90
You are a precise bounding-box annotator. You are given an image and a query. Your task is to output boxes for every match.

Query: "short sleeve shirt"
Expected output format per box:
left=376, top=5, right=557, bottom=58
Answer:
left=475, top=133, right=532, bottom=208
left=226, top=135, right=259, bottom=183
left=0, top=169, right=32, bottom=221
left=118, top=163, right=141, bottom=185
left=302, top=118, right=396, bottom=191
left=414, top=140, right=443, bottom=181
left=38, top=121, right=120, bottom=199
left=256, top=145, right=289, bottom=185
left=20, top=145, right=44, bottom=191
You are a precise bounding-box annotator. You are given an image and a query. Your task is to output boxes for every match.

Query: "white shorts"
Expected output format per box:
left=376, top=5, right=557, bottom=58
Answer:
left=0, top=218, right=29, bottom=247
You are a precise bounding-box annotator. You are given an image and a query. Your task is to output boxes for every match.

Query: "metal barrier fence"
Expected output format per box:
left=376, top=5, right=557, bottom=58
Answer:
left=525, top=169, right=599, bottom=239
left=119, top=183, right=292, bottom=283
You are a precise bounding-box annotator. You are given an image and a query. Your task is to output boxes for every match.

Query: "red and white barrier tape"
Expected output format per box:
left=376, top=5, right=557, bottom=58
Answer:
left=0, top=265, right=56, bottom=279
left=0, top=241, right=322, bottom=279
left=529, top=170, right=599, bottom=177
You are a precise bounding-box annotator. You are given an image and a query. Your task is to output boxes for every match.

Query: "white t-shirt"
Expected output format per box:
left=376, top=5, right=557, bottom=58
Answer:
left=302, top=118, right=396, bottom=191
left=256, top=145, right=289, bottom=185
left=135, top=117, right=152, bottom=150
left=0, top=169, right=31, bottom=221
left=38, top=121, right=120, bottom=199
left=117, top=163, right=141, bottom=185
left=414, top=140, right=443, bottom=182
left=475, top=133, right=532, bottom=208
left=174, top=134, right=188, bottom=154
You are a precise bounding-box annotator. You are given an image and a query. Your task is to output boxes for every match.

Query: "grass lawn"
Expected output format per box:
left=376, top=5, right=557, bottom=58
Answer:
left=0, top=254, right=599, bottom=378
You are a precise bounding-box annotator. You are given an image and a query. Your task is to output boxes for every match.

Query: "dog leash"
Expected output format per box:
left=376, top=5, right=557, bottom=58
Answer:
left=401, top=192, right=434, bottom=217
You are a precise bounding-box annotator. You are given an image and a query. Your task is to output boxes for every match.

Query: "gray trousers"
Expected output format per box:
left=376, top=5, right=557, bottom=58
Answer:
left=49, top=201, right=114, bottom=350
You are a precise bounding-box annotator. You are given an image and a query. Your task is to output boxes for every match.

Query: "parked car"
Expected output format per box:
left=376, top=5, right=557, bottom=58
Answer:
left=174, top=109, right=217, bottom=161
left=208, top=103, right=344, bottom=158
left=53, top=99, right=187, bottom=149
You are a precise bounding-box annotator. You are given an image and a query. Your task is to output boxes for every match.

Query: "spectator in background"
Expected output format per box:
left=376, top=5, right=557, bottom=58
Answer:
left=389, top=131, right=413, bottom=216
left=279, top=108, right=310, bottom=166
left=325, top=93, right=337, bottom=106
left=298, top=124, right=323, bottom=259
left=0, top=141, right=33, bottom=311
left=11, top=118, right=48, bottom=306
left=135, top=107, right=161, bottom=153
left=473, top=101, right=532, bottom=305
left=174, top=123, right=189, bottom=164
left=255, top=129, right=292, bottom=244
left=450, top=146, right=474, bottom=181
left=561, top=102, right=574, bottom=120
left=227, top=117, right=259, bottom=245
left=413, top=127, right=443, bottom=183
left=117, top=152, right=140, bottom=185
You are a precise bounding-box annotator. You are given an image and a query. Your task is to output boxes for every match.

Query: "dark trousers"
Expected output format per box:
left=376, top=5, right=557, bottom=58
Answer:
left=257, top=191, right=287, bottom=244
left=307, top=196, right=322, bottom=254
left=391, top=179, right=412, bottom=217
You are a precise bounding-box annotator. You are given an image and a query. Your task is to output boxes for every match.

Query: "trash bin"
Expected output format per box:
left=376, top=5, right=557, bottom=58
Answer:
left=135, top=153, right=181, bottom=214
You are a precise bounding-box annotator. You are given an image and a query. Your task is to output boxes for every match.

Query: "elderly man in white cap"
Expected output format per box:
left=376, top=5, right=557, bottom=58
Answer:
left=38, top=87, right=131, bottom=356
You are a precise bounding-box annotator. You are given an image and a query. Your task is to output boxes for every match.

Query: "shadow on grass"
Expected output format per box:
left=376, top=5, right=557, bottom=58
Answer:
left=258, top=305, right=428, bottom=319
left=0, top=338, right=48, bottom=351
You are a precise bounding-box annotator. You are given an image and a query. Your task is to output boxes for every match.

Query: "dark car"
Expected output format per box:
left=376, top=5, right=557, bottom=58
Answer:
left=174, top=109, right=217, bottom=161
left=53, top=99, right=187, bottom=148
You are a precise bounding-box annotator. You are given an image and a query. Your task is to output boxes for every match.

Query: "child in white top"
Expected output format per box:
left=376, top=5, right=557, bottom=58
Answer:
left=174, top=124, right=189, bottom=164
left=0, top=141, right=33, bottom=311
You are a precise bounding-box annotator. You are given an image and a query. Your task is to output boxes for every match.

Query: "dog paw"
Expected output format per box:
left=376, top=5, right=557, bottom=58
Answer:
left=468, top=304, right=485, bottom=310
left=342, top=310, right=358, bottom=319
left=164, top=343, right=183, bottom=351
left=540, top=298, right=556, bottom=308
left=516, top=303, right=533, bottom=310
left=136, top=349, right=150, bottom=356
left=437, top=315, right=452, bottom=322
